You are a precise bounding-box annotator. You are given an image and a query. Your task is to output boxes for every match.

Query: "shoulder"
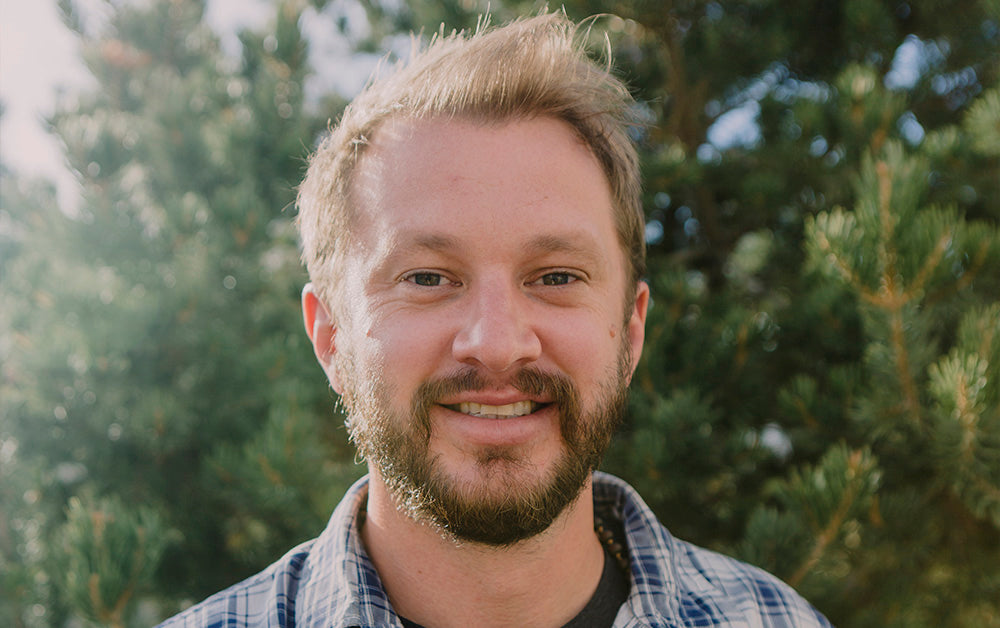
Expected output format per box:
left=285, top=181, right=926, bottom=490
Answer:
left=592, top=472, right=832, bottom=627
left=156, top=540, right=315, bottom=628
left=156, top=476, right=377, bottom=628
left=670, top=537, right=833, bottom=627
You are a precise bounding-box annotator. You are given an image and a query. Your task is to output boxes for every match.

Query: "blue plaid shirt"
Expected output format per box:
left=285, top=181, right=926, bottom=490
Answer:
left=159, top=472, right=832, bottom=627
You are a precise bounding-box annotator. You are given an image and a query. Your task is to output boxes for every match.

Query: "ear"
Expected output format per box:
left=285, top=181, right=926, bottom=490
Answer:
left=302, top=283, right=343, bottom=394
left=625, top=280, right=650, bottom=381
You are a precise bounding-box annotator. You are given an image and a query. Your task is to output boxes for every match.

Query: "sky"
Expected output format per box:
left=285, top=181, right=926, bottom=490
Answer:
left=1, top=0, right=93, bottom=207
left=0, top=0, right=375, bottom=211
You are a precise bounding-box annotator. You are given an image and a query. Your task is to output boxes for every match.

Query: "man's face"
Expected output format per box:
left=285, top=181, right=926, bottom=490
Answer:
left=308, top=116, right=648, bottom=545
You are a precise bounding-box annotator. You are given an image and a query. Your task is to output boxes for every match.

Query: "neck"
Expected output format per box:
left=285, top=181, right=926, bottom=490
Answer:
left=360, top=469, right=605, bottom=628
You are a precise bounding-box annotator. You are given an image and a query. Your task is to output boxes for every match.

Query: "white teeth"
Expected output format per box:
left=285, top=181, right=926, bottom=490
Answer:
left=458, top=400, right=536, bottom=419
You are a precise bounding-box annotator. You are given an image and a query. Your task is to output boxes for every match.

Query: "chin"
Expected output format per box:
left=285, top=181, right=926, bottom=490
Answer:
left=412, top=444, right=592, bottom=546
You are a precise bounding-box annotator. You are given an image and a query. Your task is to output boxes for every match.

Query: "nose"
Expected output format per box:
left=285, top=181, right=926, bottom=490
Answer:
left=451, top=280, right=542, bottom=373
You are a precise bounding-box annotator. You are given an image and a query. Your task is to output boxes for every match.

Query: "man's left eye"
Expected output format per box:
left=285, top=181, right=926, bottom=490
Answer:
left=538, top=272, right=575, bottom=286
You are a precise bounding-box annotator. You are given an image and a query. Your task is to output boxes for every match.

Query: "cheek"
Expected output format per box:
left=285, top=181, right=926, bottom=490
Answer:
left=538, top=311, right=621, bottom=381
left=362, top=309, right=455, bottom=392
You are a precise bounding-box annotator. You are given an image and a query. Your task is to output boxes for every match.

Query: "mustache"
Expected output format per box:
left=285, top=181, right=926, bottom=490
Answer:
left=418, top=367, right=575, bottom=401
left=410, top=367, right=582, bottom=437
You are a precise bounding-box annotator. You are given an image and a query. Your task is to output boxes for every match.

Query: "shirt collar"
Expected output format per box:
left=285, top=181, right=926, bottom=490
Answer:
left=295, top=475, right=400, bottom=627
left=593, top=470, right=678, bottom=624
left=296, top=473, right=679, bottom=627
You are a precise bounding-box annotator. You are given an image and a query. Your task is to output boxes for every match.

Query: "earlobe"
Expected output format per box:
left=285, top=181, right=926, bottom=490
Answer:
left=302, top=283, right=342, bottom=392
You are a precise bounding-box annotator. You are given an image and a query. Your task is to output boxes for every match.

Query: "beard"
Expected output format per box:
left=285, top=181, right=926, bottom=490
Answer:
left=335, top=341, right=632, bottom=547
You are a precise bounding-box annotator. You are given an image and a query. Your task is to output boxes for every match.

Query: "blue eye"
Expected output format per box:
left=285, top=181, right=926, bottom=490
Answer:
left=540, top=272, right=575, bottom=286
left=408, top=273, right=445, bottom=286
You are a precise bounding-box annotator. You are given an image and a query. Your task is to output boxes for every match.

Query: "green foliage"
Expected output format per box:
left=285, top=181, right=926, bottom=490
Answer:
left=927, top=305, right=1000, bottom=526
left=2, top=0, right=360, bottom=624
left=2, top=0, right=999, bottom=626
left=739, top=445, right=879, bottom=594
left=203, top=396, right=361, bottom=565
left=965, top=87, right=1000, bottom=157
left=57, top=496, right=172, bottom=628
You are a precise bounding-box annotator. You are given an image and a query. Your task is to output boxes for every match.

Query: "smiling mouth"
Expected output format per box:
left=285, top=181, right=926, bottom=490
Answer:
left=444, top=401, right=544, bottom=419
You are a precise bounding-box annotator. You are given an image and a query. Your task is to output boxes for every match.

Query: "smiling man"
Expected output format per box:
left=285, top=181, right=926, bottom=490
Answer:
left=160, top=13, right=831, bottom=628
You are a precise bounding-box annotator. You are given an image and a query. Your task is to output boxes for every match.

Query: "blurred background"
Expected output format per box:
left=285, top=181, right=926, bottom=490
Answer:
left=1, top=1, right=998, bottom=626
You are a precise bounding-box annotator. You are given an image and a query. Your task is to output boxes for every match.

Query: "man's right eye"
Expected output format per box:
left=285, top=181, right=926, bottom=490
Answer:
left=406, top=272, right=445, bottom=286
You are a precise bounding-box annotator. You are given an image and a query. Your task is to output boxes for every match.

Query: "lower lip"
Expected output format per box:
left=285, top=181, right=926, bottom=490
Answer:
left=435, top=404, right=558, bottom=447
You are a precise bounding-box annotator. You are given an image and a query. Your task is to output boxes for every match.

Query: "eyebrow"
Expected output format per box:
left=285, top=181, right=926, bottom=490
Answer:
left=408, top=232, right=461, bottom=253
left=367, top=232, right=460, bottom=278
left=382, top=230, right=605, bottom=269
left=521, top=233, right=604, bottom=260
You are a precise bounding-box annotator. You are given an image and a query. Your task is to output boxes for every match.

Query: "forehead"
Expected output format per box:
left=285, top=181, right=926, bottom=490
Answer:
left=346, top=116, right=620, bottom=260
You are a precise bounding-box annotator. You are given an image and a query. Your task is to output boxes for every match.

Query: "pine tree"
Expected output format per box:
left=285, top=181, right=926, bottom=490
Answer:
left=1, top=1, right=359, bottom=624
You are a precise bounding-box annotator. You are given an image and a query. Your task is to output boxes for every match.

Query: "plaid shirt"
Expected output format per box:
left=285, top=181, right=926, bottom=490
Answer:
left=159, top=472, right=832, bottom=627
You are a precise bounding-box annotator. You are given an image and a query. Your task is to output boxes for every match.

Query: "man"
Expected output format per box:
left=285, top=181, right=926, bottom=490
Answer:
left=160, top=12, right=832, bottom=628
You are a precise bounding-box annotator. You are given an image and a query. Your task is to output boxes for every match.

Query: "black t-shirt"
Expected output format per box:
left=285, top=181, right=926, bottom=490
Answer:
left=399, top=547, right=629, bottom=628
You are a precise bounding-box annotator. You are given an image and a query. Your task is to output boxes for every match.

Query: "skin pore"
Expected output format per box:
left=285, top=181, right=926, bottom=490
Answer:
left=302, top=116, right=648, bottom=628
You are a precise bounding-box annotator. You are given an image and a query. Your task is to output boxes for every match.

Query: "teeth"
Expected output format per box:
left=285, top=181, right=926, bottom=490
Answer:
left=458, top=400, right=537, bottom=419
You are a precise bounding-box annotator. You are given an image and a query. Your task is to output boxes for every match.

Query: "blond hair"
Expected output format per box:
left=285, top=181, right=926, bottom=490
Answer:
left=297, top=12, right=645, bottom=310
